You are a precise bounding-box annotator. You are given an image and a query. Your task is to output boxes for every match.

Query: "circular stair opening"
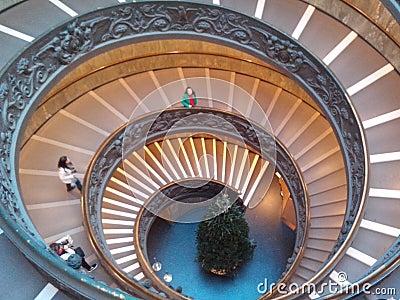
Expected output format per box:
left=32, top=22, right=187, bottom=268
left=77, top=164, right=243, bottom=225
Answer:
left=146, top=178, right=296, bottom=299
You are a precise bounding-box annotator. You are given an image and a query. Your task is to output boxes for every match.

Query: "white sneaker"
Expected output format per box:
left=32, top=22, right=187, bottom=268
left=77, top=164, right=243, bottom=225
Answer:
left=88, top=263, right=98, bottom=272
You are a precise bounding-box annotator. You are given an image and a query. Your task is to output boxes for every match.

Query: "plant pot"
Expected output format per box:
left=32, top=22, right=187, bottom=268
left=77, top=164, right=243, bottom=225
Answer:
left=210, top=268, right=227, bottom=275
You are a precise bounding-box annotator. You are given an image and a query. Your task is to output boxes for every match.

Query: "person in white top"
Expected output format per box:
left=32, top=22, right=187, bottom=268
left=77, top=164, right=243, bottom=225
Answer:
left=57, top=156, right=82, bottom=192
left=49, top=235, right=97, bottom=272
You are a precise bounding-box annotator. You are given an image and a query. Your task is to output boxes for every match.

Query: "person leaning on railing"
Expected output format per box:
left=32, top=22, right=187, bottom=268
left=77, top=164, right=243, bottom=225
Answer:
left=181, top=87, right=198, bottom=108
left=49, top=235, right=97, bottom=272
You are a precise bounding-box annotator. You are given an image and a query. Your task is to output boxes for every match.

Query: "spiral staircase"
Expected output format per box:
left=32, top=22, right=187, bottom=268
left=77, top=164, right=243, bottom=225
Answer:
left=0, top=0, right=399, bottom=299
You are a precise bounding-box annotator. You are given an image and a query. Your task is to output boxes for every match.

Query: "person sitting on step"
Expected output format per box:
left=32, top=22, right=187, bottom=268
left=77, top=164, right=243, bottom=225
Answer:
left=49, top=235, right=97, bottom=272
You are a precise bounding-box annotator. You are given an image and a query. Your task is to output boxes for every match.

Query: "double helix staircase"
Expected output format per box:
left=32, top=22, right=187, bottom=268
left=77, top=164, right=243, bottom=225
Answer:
left=101, top=136, right=274, bottom=282
left=0, top=0, right=399, bottom=299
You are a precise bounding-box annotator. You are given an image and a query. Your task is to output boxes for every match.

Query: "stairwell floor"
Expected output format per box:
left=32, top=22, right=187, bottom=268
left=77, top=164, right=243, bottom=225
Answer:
left=147, top=177, right=296, bottom=299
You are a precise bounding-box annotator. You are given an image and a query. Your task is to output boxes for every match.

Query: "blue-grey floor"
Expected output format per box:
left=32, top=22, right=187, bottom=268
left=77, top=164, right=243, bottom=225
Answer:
left=147, top=178, right=296, bottom=300
left=0, top=231, right=71, bottom=300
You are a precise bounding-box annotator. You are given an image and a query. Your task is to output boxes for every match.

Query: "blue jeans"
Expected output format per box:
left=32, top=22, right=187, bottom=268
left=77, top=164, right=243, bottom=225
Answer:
left=66, top=177, right=82, bottom=192
left=74, top=178, right=82, bottom=191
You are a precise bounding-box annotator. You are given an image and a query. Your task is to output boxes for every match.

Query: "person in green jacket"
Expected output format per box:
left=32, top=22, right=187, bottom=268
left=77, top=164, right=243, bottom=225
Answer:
left=182, top=87, right=198, bottom=107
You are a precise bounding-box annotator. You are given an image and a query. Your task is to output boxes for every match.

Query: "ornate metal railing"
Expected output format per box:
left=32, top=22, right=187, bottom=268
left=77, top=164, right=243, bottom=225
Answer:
left=83, top=107, right=309, bottom=299
left=0, top=1, right=375, bottom=298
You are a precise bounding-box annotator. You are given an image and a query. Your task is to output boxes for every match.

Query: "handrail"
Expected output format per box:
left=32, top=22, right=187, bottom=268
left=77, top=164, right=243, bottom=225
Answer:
left=83, top=107, right=310, bottom=299
left=80, top=116, right=168, bottom=299
left=0, top=1, right=26, bottom=17
left=262, top=139, right=310, bottom=297
left=300, top=0, right=400, bottom=48
left=341, top=0, right=400, bottom=47
left=299, top=0, right=400, bottom=71
left=22, top=49, right=316, bottom=148
left=381, top=0, right=400, bottom=23
left=39, top=52, right=278, bottom=104
left=0, top=1, right=368, bottom=298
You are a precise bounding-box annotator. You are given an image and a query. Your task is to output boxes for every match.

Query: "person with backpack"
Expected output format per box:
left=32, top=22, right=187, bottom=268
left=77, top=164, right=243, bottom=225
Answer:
left=49, top=235, right=97, bottom=272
